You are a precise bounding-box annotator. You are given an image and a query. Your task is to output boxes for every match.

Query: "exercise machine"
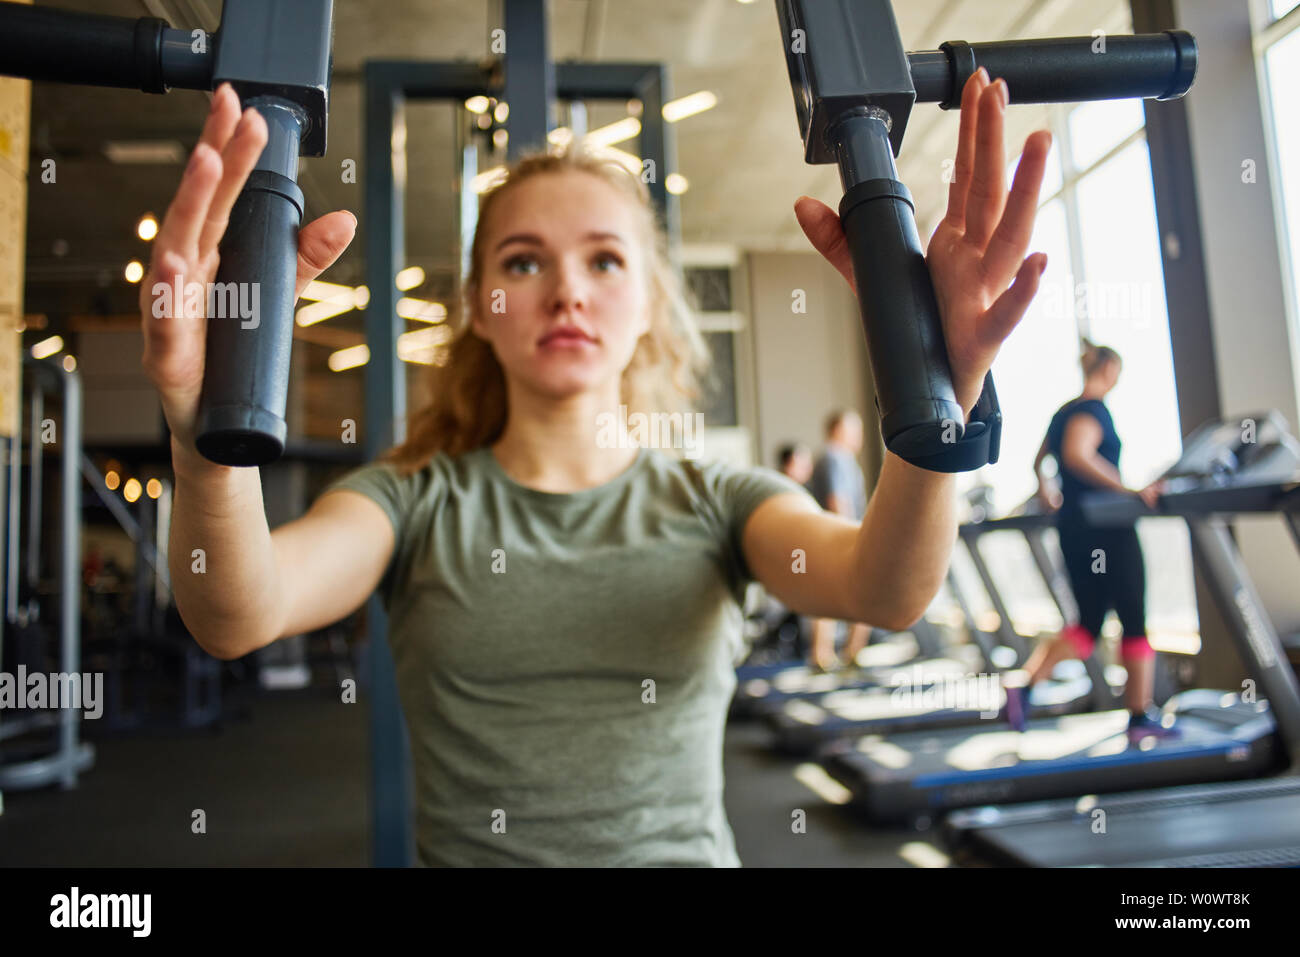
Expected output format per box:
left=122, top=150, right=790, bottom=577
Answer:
left=775, top=0, right=1197, bottom=473
left=0, top=358, right=94, bottom=791
left=759, top=506, right=1120, bottom=755
left=821, top=412, right=1300, bottom=826
left=943, top=417, right=1300, bottom=866
left=0, top=0, right=334, bottom=467
left=731, top=617, right=966, bottom=720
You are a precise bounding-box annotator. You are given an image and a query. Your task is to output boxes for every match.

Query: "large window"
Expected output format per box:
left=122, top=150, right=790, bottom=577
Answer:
left=1259, top=2, right=1300, bottom=400
left=955, top=98, right=1198, bottom=649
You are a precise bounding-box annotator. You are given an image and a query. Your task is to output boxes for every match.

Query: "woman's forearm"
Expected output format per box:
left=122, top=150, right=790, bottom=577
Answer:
left=848, top=451, right=958, bottom=629
left=168, top=437, right=285, bottom=659
left=1067, top=452, right=1129, bottom=494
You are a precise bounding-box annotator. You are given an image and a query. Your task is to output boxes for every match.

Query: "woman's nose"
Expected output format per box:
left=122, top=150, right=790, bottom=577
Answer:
left=547, top=261, right=589, bottom=312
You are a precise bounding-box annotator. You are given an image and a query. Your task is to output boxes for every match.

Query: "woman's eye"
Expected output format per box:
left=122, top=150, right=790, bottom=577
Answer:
left=504, top=256, right=538, bottom=275
left=594, top=253, right=623, bottom=272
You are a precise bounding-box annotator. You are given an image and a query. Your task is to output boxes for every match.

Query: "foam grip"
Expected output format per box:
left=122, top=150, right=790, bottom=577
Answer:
left=838, top=178, right=965, bottom=459
left=194, top=170, right=304, bottom=467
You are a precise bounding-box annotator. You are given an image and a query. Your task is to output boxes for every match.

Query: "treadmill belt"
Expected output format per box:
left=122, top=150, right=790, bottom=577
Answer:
left=821, top=691, right=1278, bottom=822
left=762, top=673, right=1094, bottom=756
left=945, top=777, right=1300, bottom=867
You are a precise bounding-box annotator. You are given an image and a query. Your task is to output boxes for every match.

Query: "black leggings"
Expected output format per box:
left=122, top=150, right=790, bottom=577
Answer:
left=1057, top=522, right=1147, bottom=639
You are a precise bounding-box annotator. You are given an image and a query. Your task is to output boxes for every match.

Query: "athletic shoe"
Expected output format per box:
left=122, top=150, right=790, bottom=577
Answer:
left=1126, top=709, right=1180, bottom=742
left=1001, top=685, right=1030, bottom=732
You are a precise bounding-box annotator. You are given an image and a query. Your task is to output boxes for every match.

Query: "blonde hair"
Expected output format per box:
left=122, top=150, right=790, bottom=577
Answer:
left=1080, top=337, right=1121, bottom=378
left=379, top=146, right=709, bottom=476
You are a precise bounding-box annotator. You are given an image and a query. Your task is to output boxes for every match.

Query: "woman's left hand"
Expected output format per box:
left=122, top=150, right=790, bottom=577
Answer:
left=796, top=68, right=1054, bottom=419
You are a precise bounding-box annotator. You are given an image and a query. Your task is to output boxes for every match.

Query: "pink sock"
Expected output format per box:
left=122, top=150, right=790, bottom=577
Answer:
left=1121, top=634, right=1155, bottom=661
left=1061, top=624, right=1096, bottom=659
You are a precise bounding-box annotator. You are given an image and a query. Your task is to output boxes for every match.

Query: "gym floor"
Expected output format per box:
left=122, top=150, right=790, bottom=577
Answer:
left=0, top=689, right=931, bottom=867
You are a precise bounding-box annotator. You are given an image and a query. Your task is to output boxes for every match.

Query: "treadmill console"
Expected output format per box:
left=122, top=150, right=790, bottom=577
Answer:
left=1162, top=410, right=1300, bottom=491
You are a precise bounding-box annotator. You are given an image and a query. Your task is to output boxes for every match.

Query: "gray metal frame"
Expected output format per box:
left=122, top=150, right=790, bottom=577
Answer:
left=0, top=358, right=95, bottom=790
left=362, top=1, right=678, bottom=867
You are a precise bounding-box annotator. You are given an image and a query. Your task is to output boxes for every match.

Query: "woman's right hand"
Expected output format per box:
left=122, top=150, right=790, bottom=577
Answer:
left=1133, top=480, right=1167, bottom=509
left=1034, top=476, right=1061, bottom=513
left=140, top=82, right=357, bottom=461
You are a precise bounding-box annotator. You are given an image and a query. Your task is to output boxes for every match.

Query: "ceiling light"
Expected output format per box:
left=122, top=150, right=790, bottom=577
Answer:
left=398, top=327, right=452, bottom=364
left=396, top=297, right=447, bottom=322
left=136, top=215, right=158, bottom=241
left=585, top=117, right=640, bottom=148
left=666, top=173, right=689, bottom=195
left=465, top=96, right=491, bottom=114
left=494, top=102, right=509, bottom=123
left=103, top=140, right=185, bottom=164
left=300, top=279, right=354, bottom=301
left=663, top=91, right=717, bottom=122
left=395, top=266, right=425, bottom=291
left=328, top=344, right=370, bottom=371
left=124, top=260, right=144, bottom=283
left=296, top=296, right=356, bottom=326
left=31, top=335, right=63, bottom=359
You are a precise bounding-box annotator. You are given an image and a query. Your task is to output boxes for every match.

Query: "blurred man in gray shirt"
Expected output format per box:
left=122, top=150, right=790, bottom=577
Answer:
left=807, top=410, right=872, bottom=669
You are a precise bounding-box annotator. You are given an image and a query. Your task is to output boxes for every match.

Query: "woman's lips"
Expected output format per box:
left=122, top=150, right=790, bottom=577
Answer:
left=538, top=330, right=597, bottom=348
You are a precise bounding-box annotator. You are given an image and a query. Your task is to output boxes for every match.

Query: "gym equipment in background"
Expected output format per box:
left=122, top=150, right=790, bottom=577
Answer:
left=774, top=0, right=1197, bottom=473
left=0, top=0, right=335, bottom=467
left=730, top=618, right=959, bottom=720
left=759, top=506, right=1125, bottom=756
left=821, top=411, right=1300, bottom=826
left=0, top=358, right=94, bottom=791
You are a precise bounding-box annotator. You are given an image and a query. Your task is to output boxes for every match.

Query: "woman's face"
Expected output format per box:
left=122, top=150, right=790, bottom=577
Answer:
left=1104, top=359, right=1122, bottom=392
left=471, top=170, right=652, bottom=403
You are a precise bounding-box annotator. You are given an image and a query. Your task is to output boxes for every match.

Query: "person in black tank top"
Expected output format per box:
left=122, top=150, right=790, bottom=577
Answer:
left=1005, top=342, right=1174, bottom=741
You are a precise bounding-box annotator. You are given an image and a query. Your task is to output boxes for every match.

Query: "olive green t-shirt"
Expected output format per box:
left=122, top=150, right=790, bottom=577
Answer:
left=321, top=445, right=812, bottom=866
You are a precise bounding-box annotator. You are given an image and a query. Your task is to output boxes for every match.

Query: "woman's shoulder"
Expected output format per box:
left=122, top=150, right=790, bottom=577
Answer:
left=1053, top=397, right=1109, bottom=425
left=647, top=450, right=813, bottom=510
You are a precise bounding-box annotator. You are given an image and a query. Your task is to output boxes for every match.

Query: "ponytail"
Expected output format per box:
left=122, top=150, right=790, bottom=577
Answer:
left=1080, top=338, right=1121, bottom=378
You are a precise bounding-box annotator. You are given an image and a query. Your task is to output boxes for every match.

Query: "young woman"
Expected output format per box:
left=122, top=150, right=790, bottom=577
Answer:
left=143, top=68, right=1051, bottom=865
left=1012, top=342, right=1173, bottom=740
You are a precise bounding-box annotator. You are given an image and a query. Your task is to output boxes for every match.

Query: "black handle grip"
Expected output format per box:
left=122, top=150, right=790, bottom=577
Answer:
left=193, top=171, right=304, bottom=467
left=911, top=31, right=1198, bottom=108
left=838, top=179, right=966, bottom=458
left=0, top=2, right=168, bottom=92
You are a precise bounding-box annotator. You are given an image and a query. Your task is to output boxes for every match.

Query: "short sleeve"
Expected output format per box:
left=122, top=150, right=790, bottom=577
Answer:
left=687, top=460, right=817, bottom=595
left=319, top=459, right=433, bottom=608
left=1065, top=400, right=1107, bottom=432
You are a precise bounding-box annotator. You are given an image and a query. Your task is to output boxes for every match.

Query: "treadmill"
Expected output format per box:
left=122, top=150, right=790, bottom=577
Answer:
left=942, top=414, right=1300, bottom=865
left=821, top=412, right=1300, bottom=826
left=758, top=509, right=1110, bottom=755
left=730, top=619, right=968, bottom=719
